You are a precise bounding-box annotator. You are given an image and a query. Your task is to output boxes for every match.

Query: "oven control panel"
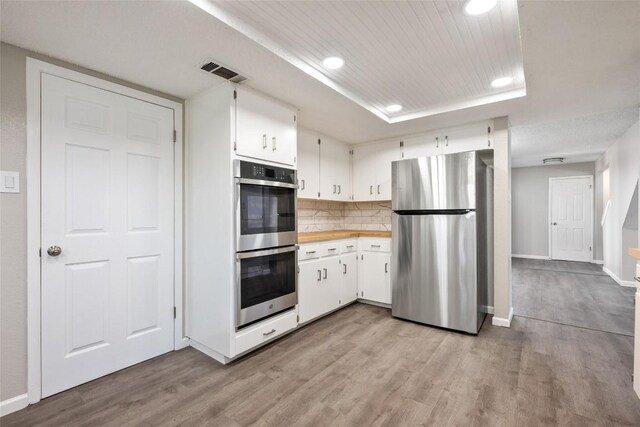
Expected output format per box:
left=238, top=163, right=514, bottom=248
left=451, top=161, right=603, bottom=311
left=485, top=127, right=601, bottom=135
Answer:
left=237, top=160, right=296, bottom=184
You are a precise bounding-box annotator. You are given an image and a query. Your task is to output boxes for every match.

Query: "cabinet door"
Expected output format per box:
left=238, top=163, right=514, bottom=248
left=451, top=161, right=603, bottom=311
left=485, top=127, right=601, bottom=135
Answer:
left=359, top=252, right=391, bottom=304
left=375, top=141, right=401, bottom=201
left=340, top=253, right=358, bottom=305
left=235, top=87, right=297, bottom=166
left=401, top=132, right=441, bottom=160
left=298, top=258, right=340, bottom=324
left=440, top=121, right=492, bottom=154
left=297, top=129, right=320, bottom=199
left=320, top=136, right=351, bottom=201
left=352, top=143, right=379, bottom=201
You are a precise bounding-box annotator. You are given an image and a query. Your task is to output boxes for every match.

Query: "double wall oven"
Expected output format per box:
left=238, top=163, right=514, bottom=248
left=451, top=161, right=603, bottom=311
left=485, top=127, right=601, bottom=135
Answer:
left=234, top=160, right=298, bottom=328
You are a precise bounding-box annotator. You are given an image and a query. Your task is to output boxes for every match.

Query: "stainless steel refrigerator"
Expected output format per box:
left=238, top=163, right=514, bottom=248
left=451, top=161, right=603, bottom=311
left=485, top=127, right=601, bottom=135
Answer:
left=391, top=150, right=493, bottom=334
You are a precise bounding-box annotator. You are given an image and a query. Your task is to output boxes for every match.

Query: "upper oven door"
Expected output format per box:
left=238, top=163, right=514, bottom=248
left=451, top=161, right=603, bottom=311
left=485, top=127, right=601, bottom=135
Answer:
left=236, top=178, right=297, bottom=251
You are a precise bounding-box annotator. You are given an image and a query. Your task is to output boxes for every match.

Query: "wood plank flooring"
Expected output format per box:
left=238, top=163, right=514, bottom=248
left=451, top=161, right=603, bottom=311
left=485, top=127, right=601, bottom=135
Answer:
left=5, top=259, right=640, bottom=426
left=513, top=257, right=635, bottom=336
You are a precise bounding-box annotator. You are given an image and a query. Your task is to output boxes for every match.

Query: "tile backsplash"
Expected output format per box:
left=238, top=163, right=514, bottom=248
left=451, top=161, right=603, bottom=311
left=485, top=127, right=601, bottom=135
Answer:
left=298, top=199, right=392, bottom=232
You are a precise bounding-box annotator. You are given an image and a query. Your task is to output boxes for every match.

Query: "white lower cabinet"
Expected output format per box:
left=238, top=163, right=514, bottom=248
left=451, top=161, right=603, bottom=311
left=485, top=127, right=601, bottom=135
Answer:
left=340, top=252, right=358, bottom=305
left=298, top=237, right=391, bottom=324
left=358, top=251, right=391, bottom=304
left=298, top=256, right=341, bottom=324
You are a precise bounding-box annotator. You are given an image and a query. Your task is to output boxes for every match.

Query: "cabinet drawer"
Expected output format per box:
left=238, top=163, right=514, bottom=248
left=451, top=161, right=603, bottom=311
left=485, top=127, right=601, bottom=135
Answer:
left=360, top=238, right=391, bottom=253
left=322, top=242, right=341, bottom=257
left=340, top=240, right=358, bottom=254
left=299, top=243, right=322, bottom=261
left=235, top=310, right=297, bottom=356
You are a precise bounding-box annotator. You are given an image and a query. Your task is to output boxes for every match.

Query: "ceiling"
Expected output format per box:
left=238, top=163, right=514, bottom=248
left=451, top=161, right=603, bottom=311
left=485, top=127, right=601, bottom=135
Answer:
left=1, top=0, right=639, bottom=167
left=196, top=0, right=526, bottom=123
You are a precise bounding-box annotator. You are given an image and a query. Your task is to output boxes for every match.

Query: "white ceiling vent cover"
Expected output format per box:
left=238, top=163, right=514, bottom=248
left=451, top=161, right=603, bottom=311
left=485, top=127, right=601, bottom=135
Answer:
left=199, top=59, right=247, bottom=83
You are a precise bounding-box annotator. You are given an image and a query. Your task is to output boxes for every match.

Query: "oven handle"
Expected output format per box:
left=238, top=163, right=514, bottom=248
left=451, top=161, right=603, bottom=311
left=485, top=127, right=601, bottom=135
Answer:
left=235, top=177, right=298, bottom=189
left=236, top=245, right=299, bottom=260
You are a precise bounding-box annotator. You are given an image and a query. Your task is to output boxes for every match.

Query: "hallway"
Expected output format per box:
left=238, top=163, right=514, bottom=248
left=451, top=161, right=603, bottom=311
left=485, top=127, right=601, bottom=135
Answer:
left=513, top=258, right=635, bottom=336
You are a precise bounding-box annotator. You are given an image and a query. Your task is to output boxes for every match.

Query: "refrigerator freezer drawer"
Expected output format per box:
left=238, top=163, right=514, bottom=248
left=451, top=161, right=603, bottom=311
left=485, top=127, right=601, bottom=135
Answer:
left=391, top=212, right=482, bottom=333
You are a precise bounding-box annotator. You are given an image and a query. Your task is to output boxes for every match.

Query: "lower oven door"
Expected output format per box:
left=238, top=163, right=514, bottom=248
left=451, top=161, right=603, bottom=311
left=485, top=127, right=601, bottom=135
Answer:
left=236, top=245, right=298, bottom=328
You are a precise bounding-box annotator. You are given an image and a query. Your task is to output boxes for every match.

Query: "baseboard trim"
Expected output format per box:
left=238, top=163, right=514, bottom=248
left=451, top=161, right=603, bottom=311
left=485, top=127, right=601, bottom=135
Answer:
left=492, top=307, right=514, bottom=328
left=512, top=254, right=550, bottom=260
left=0, top=393, right=28, bottom=417
left=592, top=259, right=604, bottom=265
left=480, top=305, right=494, bottom=314
left=602, top=266, right=636, bottom=287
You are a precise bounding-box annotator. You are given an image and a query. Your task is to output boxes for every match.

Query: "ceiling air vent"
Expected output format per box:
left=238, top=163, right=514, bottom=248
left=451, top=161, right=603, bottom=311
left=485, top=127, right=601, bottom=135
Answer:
left=200, top=60, right=246, bottom=83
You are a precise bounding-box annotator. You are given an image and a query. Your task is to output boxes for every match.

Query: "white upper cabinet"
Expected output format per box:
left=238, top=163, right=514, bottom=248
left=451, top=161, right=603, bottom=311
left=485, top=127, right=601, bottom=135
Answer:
left=440, top=121, right=492, bottom=154
left=400, top=121, right=493, bottom=160
left=353, top=141, right=400, bottom=201
left=320, top=136, right=351, bottom=201
left=401, top=131, right=440, bottom=160
left=235, top=87, right=297, bottom=167
left=297, top=128, right=320, bottom=198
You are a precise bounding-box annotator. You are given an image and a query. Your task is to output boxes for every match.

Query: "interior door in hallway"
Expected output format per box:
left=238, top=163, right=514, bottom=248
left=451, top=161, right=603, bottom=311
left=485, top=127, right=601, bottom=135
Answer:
left=40, top=74, right=175, bottom=397
left=550, top=176, right=593, bottom=262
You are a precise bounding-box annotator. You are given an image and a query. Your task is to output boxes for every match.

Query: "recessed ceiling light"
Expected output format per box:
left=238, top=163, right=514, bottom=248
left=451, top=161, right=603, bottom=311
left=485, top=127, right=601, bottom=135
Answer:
left=464, top=0, right=498, bottom=16
left=490, top=76, right=514, bottom=88
left=322, top=56, right=344, bottom=70
left=386, top=104, right=403, bottom=113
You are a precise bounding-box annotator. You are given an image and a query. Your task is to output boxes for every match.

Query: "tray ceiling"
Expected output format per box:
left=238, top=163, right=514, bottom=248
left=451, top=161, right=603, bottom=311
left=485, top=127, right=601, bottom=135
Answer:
left=191, top=0, right=526, bottom=123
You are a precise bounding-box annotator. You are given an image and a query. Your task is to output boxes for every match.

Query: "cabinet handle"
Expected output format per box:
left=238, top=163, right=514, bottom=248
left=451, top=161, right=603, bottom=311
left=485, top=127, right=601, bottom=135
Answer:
left=347, top=245, right=354, bottom=249
left=385, top=263, right=389, bottom=273
left=306, top=250, right=316, bottom=254
left=300, top=179, right=305, bottom=190
left=370, top=185, right=373, bottom=195
left=435, top=136, right=439, bottom=148
left=263, top=328, right=276, bottom=337
left=328, top=247, right=337, bottom=251
left=635, top=277, right=640, bottom=282
left=343, top=263, right=347, bottom=274
left=371, top=244, right=381, bottom=248
left=323, top=268, right=328, bottom=279
left=262, top=134, right=267, bottom=149
left=272, top=136, right=277, bottom=151
left=333, top=184, right=337, bottom=194
left=317, top=270, right=322, bottom=281
left=338, top=185, right=341, bottom=194
left=445, top=135, right=448, bottom=147
left=377, top=185, right=380, bottom=195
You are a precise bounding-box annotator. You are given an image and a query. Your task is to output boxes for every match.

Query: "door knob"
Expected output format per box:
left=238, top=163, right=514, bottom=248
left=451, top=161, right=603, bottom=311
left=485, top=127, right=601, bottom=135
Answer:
left=47, top=245, right=62, bottom=256
left=552, top=222, right=557, bottom=226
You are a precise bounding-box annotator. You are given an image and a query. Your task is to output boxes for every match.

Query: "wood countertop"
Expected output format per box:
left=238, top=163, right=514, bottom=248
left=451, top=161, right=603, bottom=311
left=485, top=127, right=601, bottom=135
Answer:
left=628, top=248, right=640, bottom=261
left=299, top=230, right=391, bottom=243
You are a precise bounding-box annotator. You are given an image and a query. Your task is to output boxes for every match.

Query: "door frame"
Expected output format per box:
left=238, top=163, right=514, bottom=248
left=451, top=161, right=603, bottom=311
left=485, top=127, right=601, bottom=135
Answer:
left=548, top=175, right=594, bottom=262
left=26, top=58, right=186, bottom=404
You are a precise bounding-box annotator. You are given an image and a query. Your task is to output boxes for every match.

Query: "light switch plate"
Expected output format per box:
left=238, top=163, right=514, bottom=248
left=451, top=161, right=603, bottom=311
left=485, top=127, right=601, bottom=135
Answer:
left=0, top=171, right=20, bottom=193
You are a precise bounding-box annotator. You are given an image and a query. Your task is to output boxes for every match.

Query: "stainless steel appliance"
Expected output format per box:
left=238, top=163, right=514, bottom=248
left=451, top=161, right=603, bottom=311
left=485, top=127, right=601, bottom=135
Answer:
left=235, top=160, right=297, bottom=252
left=391, top=151, right=492, bottom=334
left=236, top=245, right=298, bottom=328
left=234, top=160, right=298, bottom=328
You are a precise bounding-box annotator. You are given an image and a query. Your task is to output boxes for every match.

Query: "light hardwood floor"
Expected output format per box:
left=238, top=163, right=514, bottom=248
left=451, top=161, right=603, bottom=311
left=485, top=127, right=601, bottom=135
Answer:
left=5, top=260, right=640, bottom=426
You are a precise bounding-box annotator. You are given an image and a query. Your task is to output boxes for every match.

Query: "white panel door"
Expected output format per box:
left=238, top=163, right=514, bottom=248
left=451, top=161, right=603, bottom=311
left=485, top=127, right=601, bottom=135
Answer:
left=297, top=128, right=320, bottom=199
left=340, top=253, right=358, bottom=305
left=41, top=74, right=175, bottom=397
left=320, top=136, right=351, bottom=201
left=550, top=177, right=593, bottom=262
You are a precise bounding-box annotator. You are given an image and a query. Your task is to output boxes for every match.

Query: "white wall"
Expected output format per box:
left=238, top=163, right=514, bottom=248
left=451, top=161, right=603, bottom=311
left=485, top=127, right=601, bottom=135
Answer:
left=597, top=114, right=640, bottom=283
left=512, top=162, right=596, bottom=258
